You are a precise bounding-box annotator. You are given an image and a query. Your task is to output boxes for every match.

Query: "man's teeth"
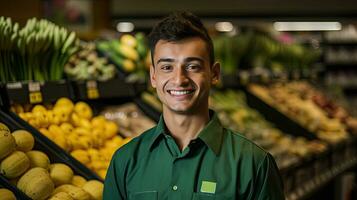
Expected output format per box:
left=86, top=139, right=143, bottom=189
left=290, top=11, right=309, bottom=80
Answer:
left=169, top=90, right=192, bottom=95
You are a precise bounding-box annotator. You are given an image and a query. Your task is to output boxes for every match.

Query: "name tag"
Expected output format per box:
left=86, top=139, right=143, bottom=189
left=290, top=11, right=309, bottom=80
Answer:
left=200, top=181, right=216, bottom=194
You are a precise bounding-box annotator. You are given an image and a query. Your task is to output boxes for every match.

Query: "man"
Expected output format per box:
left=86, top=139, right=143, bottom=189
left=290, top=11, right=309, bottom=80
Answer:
left=104, top=11, right=285, bottom=200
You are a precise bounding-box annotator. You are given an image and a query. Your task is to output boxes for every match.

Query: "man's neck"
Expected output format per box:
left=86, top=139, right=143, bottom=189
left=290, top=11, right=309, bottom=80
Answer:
left=163, top=108, right=210, bottom=151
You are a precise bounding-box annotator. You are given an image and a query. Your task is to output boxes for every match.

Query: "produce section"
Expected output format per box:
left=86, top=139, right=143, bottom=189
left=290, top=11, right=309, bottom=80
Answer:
left=0, top=10, right=357, bottom=200
left=249, top=82, right=357, bottom=143
left=210, top=90, right=328, bottom=169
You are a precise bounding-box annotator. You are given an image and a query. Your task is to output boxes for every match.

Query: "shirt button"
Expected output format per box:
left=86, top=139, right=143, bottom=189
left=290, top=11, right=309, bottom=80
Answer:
left=172, top=185, right=178, bottom=191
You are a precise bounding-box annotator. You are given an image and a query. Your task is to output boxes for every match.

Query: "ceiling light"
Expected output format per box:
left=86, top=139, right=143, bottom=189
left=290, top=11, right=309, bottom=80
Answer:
left=215, top=22, right=234, bottom=32
left=274, top=22, right=342, bottom=31
left=116, top=22, right=135, bottom=33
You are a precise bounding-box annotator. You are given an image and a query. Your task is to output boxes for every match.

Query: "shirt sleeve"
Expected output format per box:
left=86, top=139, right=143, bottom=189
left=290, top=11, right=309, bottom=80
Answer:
left=253, top=153, right=285, bottom=200
left=103, top=151, right=127, bottom=200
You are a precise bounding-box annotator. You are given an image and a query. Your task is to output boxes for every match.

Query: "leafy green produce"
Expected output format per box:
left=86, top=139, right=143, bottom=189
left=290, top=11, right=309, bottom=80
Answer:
left=0, top=17, right=79, bottom=82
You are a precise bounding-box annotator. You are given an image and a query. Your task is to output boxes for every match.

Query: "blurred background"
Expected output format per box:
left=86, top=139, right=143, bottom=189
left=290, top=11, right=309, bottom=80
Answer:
left=1, top=1, right=357, bottom=200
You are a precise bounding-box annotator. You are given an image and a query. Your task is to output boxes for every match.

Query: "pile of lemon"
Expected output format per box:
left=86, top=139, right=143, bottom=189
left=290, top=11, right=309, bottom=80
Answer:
left=13, top=98, right=130, bottom=179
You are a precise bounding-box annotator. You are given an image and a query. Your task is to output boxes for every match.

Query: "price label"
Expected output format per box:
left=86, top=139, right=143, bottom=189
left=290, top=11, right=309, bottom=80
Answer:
left=28, top=82, right=40, bottom=92
left=87, top=88, right=99, bottom=99
left=29, top=92, right=43, bottom=104
left=86, top=80, right=99, bottom=99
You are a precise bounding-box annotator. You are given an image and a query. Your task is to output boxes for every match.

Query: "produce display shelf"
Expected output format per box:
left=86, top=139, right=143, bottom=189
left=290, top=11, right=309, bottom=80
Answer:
left=286, top=136, right=357, bottom=200
left=287, top=157, right=357, bottom=200
left=243, top=87, right=318, bottom=140
left=3, top=80, right=74, bottom=106
left=73, top=78, right=136, bottom=101
left=1, top=109, right=103, bottom=181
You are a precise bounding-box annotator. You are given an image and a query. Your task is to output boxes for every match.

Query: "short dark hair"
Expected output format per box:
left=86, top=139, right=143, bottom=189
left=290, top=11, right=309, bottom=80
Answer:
left=148, top=11, right=214, bottom=66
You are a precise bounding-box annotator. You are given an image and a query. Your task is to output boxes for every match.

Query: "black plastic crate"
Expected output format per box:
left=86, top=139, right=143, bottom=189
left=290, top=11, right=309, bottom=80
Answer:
left=73, top=78, right=136, bottom=101
left=0, top=176, right=31, bottom=200
left=4, top=80, right=74, bottom=106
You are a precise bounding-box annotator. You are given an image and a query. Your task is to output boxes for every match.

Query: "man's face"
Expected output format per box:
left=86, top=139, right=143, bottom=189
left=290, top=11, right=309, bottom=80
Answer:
left=150, top=37, right=220, bottom=115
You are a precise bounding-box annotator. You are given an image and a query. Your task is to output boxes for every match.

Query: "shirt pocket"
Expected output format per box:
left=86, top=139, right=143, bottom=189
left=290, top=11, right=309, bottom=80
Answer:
left=129, top=191, right=158, bottom=200
left=192, top=193, right=233, bottom=200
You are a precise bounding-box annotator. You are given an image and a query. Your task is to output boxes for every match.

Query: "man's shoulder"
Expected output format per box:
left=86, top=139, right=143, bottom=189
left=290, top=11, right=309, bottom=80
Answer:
left=223, top=128, right=268, bottom=162
left=112, top=126, right=158, bottom=159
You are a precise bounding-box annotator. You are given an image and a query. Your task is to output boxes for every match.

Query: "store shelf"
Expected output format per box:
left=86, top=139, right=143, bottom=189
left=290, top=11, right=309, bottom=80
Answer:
left=243, top=88, right=318, bottom=140
left=3, top=80, right=74, bottom=106
left=73, top=78, right=136, bottom=101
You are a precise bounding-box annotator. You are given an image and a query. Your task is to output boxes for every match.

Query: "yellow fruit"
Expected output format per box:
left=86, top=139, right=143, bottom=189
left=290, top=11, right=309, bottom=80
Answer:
left=0, top=122, right=10, bottom=132
left=71, top=150, right=90, bottom=164
left=48, top=125, right=63, bottom=137
left=98, top=170, right=107, bottom=179
left=122, top=59, right=136, bottom=72
left=0, top=188, right=16, bottom=200
left=77, top=136, right=93, bottom=149
left=49, top=163, right=74, bottom=186
left=91, top=129, right=105, bottom=148
left=26, top=150, right=50, bottom=169
left=32, top=111, right=49, bottom=128
left=0, top=124, right=16, bottom=159
left=61, top=123, right=74, bottom=134
left=73, top=127, right=90, bottom=136
left=104, top=121, right=118, bottom=139
left=0, top=151, right=30, bottom=178
left=120, top=34, right=137, bottom=48
left=74, top=102, right=93, bottom=120
left=48, top=192, right=74, bottom=200
left=70, top=113, right=82, bottom=127
left=53, top=107, right=70, bottom=123
left=18, top=112, right=28, bottom=121
left=82, top=180, right=104, bottom=200
left=28, top=119, right=40, bottom=129
left=71, top=175, right=87, bottom=187
left=32, top=105, right=47, bottom=113
left=79, top=118, right=92, bottom=130
left=53, top=134, right=69, bottom=152
left=91, top=116, right=106, bottom=130
left=12, top=130, right=35, bottom=152
left=119, top=45, right=139, bottom=61
left=55, top=97, right=74, bottom=113
left=53, top=184, right=92, bottom=200
left=39, top=128, right=54, bottom=140
left=17, top=167, right=54, bottom=200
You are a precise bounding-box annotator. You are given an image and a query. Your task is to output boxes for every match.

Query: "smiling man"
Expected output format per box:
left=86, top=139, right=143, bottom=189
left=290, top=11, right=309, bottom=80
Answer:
left=104, top=11, right=285, bottom=200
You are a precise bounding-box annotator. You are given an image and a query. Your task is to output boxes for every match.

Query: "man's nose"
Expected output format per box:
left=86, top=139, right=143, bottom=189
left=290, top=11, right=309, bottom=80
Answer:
left=173, top=67, right=189, bottom=85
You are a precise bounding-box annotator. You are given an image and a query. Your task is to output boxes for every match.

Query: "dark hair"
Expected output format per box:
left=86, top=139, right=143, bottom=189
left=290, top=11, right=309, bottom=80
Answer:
left=148, top=11, right=214, bottom=66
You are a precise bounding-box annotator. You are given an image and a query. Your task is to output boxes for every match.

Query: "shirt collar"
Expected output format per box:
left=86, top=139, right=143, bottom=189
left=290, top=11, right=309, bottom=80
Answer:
left=149, top=110, right=224, bottom=156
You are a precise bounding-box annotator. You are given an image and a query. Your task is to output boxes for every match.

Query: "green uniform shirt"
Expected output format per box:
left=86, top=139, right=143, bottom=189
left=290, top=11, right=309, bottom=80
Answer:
left=104, top=111, right=285, bottom=200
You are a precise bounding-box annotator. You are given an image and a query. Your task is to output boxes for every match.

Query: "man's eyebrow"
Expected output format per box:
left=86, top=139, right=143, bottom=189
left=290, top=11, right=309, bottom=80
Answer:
left=157, top=58, right=175, bottom=64
left=184, top=57, right=204, bottom=63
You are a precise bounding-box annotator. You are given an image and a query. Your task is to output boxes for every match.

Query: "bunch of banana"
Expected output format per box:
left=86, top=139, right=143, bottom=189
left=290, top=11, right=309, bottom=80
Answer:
left=13, top=98, right=131, bottom=178
left=96, top=33, right=150, bottom=82
left=65, top=42, right=116, bottom=81
left=0, top=17, right=79, bottom=82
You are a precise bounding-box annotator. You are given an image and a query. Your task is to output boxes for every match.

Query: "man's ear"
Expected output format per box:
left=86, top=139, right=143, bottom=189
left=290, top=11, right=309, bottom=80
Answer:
left=150, top=64, right=157, bottom=88
left=211, top=62, right=221, bottom=85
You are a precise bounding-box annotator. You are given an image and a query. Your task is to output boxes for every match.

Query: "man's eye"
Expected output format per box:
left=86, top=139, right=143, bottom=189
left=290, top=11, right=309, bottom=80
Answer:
left=160, top=65, right=172, bottom=71
left=186, top=64, right=200, bottom=71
